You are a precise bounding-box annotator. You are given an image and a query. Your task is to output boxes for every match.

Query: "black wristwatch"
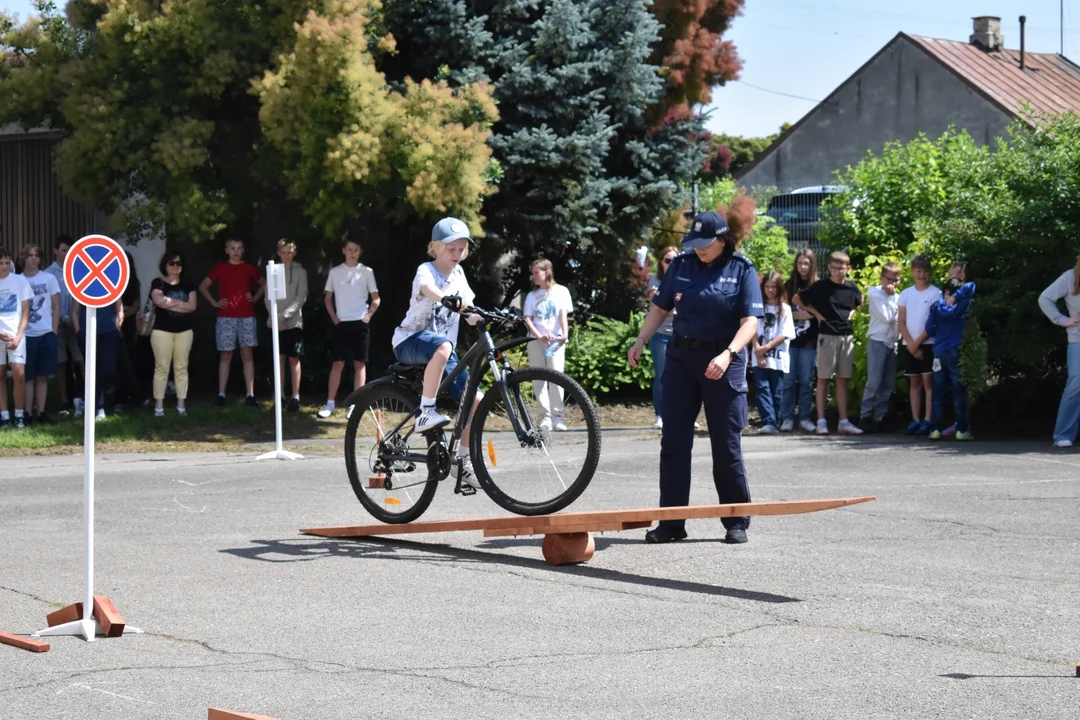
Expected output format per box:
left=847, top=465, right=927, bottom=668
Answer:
left=725, top=346, right=738, bottom=357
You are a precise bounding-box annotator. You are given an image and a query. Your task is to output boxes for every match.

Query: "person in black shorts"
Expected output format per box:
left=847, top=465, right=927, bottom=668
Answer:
left=897, top=255, right=942, bottom=435
left=319, top=238, right=380, bottom=418
left=265, top=239, right=308, bottom=412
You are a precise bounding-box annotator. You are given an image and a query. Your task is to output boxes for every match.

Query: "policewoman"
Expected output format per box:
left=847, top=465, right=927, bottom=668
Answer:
left=628, top=211, right=764, bottom=544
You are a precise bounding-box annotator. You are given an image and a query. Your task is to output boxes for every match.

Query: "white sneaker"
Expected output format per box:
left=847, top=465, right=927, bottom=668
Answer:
left=653, top=416, right=663, bottom=430
left=815, top=419, right=829, bottom=436
left=459, top=456, right=480, bottom=491
left=759, top=424, right=779, bottom=435
left=1054, top=439, right=1074, bottom=448
left=154, top=407, right=165, bottom=418
left=415, top=407, right=451, bottom=433
left=553, top=418, right=568, bottom=432
left=95, top=408, right=106, bottom=422
left=780, top=419, right=794, bottom=432
left=317, top=403, right=335, bottom=419
left=799, top=419, right=816, bottom=433
left=837, top=419, right=863, bottom=435
left=74, top=398, right=84, bottom=419
left=539, top=418, right=553, bottom=431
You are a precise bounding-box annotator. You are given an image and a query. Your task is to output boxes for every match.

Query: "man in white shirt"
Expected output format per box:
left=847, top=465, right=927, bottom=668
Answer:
left=18, top=245, right=61, bottom=424
left=897, top=255, right=942, bottom=435
left=319, top=238, right=380, bottom=418
left=860, top=263, right=901, bottom=432
left=0, top=248, right=33, bottom=429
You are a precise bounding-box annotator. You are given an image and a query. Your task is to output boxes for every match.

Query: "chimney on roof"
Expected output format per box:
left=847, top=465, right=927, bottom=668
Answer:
left=971, top=15, right=1004, bottom=52
left=1019, top=15, right=1027, bottom=69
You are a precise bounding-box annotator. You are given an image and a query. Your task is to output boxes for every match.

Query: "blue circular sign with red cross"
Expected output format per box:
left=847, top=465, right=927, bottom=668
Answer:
left=64, top=235, right=130, bottom=308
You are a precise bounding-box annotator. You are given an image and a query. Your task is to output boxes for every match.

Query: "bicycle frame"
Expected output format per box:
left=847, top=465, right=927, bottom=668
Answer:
left=364, top=321, right=536, bottom=469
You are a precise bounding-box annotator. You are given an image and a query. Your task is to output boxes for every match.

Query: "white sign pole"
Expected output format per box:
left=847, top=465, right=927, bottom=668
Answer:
left=258, top=261, right=302, bottom=461
left=82, top=307, right=97, bottom=640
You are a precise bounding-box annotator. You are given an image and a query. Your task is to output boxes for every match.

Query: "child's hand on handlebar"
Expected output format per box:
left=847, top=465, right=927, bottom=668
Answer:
left=440, top=295, right=463, bottom=312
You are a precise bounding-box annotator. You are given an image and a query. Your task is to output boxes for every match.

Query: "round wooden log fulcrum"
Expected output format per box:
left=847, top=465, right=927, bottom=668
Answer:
left=541, top=532, right=595, bottom=565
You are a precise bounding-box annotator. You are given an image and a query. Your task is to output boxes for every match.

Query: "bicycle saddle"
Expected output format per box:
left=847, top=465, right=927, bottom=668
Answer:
left=389, top=362, right=424, bottom=375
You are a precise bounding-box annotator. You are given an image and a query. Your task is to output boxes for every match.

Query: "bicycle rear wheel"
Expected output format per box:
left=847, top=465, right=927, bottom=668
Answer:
left=470, top=367, right=601, bottom=515
left=344, top=383, right=439, bottom=524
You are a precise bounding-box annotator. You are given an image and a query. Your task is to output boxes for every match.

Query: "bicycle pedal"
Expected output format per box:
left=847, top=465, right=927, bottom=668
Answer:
left=453, top=479, right=477, bottom=496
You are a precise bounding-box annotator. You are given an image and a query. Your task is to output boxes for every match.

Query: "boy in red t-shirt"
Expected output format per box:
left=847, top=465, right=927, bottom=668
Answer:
left=199, top=239, right=265, bottom=406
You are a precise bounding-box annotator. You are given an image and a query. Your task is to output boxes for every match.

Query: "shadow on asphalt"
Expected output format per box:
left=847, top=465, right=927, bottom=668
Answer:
left=940, top=672, right=1077, bottom=680
left=220, top=537, right=801, bottom=605
left=769, top=434, right=1078, bottom=458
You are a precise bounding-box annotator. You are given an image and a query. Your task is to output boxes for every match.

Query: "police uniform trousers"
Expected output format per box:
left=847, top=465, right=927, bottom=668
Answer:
left=657, top=345, right=751, bottom=531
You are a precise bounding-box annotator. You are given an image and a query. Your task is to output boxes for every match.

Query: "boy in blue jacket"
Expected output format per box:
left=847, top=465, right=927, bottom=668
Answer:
left=925, top=278, right=976, bottom=440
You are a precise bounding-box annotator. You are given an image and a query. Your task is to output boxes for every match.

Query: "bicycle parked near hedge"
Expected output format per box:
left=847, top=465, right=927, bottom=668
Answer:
left=342, top=298, right=601, bottom=523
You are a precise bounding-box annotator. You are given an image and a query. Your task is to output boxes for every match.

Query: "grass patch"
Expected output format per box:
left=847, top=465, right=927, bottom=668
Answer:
left=0, top=396, right=658, bottom=456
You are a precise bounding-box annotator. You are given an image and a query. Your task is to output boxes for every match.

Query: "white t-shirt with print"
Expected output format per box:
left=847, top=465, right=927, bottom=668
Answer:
left=523, top=284, right=573, bottom=338
left=20, top=271, right=60, bottom=338
left=757, top=302, right=796, bottom=373
left=0, top=273, right=33, bottom=338
left=392, top=262, right=476, bottom=348
left=324, top=263, right=378, bottom=322
left=898, top=284, right=942, bottom=345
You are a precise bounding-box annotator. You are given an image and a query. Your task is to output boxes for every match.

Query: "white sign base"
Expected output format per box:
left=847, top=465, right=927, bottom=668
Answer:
left=258, top=260, right=303, bottom=462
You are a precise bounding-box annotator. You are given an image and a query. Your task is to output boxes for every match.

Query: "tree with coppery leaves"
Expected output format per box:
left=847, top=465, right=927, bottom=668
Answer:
left=649, top=0, right=744, bottom=120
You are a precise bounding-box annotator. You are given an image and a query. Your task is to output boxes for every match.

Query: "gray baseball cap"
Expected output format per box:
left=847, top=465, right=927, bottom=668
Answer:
left=432, top=217, right=471, bottom=244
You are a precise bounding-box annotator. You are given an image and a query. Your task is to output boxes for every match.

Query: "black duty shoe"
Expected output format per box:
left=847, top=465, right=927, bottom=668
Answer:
left=645, top=525, right=688, bottom=544
left=724, top=528, right=748, bottom=544
left=286, top=397, right=300, bottom=413
left=214, top=394, right=227, bottom=407
left=245, top=395, right=258, bottom=407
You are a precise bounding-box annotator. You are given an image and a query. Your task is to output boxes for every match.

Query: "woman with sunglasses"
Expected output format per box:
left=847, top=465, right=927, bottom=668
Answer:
left=646, top=246, right=680, bottom=429
left=628, top=209, right=764, bottom=545
left=149, top=251, right=197, bottom=416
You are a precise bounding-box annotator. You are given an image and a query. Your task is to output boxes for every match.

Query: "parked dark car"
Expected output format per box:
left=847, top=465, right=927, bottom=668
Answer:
left=763, top=186, right=844, bottom=260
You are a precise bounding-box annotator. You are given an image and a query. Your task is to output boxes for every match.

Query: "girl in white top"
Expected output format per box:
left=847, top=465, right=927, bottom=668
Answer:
left=1038, top=256, right=1080, bottom=447
left=751, top=271, right=796, bottom=434
left=522, top=259, right=574, bottom=431
left=392, top=217, right=483, bottom=487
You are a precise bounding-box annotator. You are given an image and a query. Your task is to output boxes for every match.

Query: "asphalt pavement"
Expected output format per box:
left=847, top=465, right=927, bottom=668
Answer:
left=1, top=431, right=1078, bottom=719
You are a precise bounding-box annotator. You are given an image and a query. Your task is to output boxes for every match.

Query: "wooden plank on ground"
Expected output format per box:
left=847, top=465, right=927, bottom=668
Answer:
left=302, top=497, right=875, bottom=539
left=92, top=596, right=125, bottom=638
left=0, top=630, right=50, bottom=653
left=208, top=710, right=280, bottom=720
left=46, top=602, right=84, bottom=627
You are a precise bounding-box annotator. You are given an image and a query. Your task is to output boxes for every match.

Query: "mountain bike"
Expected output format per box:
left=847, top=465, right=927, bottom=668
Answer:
left=343, top=299, right=601, bottom=524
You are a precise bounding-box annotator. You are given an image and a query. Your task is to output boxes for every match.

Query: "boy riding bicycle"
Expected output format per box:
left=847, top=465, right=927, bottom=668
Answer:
left=391, top=217, right=484, bottom=490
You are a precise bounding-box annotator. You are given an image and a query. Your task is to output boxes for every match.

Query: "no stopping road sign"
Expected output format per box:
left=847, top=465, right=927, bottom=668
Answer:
left=64, top=234, right=130, bottom=308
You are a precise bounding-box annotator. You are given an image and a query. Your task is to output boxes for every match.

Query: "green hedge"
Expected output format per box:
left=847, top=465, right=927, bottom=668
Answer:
left=564, top=312, right=654, bottom=396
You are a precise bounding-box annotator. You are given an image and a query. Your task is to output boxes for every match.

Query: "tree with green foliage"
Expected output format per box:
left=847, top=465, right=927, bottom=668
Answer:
left=381, top=0, right=711, bottom=312
left=0, top=0, right=496, bottom=243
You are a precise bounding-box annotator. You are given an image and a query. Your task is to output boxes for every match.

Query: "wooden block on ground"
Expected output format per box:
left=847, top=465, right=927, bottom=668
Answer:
left=209, top=709, right=280, bottom=720
left=92, top=596, right=125, bottom=638
left=46, top=602, right=84, bottom=627
left=0, top=630, right=50, bottom=653
left=541, top=532, right=595, bottom=565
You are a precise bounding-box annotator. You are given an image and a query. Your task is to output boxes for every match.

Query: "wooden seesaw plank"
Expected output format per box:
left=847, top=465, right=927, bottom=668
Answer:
left=301, top=497, right=875, bottom=539
left=209, top=710, right=279, bottom=720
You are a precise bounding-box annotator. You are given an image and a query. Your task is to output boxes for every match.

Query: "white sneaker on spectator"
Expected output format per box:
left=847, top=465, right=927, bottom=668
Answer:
left=837, top=419, right=863, bottom=435
left=815, top=419, right=829, bottom=435
left=539, top=418, right=553, bottom=431
left=1054, top=439, right=1074, bottom=448
left=780, top=419, right=794, bottom=432
left=653, top=416, right=663, bottom=429
left=415, top=407, right=451, bottom=433
left=759, top=424, right=779, bottom=435
left=95, top=408, right=106, bottom=422
left=553, top=418, right=568, bottom=432
left=799, top=419, right=816, bottom=433
left=317, top=403, right=335, bottom=419
left=154, top=407, right=165, bottom=418
left=74, top=398, right=84, bottom=419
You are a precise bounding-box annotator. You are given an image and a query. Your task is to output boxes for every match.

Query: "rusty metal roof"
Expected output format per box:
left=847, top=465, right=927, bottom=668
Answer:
left=906, top=33, right=1080, bottom=118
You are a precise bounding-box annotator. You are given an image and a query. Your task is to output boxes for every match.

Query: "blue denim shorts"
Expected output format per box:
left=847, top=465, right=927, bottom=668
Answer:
left=394, top=330, right=469, bottom=401
left=25, top=332, right=58, bottom=380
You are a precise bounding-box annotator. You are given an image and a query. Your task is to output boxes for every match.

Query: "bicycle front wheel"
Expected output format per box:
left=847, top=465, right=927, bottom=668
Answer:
left=470, top=367, right=601, bottom=515
left=344, top=383, right=439, bottom=524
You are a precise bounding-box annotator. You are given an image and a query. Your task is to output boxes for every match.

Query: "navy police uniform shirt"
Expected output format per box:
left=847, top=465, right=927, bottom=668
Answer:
left=652, top=251, right=765, bottom=343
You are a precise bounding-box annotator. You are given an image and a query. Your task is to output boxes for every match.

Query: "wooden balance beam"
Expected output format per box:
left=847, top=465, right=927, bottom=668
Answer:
left=301, top=497, right=875, bottom=565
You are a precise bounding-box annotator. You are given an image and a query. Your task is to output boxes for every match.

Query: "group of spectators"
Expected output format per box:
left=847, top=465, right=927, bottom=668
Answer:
left=0, top=229, right=580, bottom=434
left=644, top=246, right=1080, bottom=448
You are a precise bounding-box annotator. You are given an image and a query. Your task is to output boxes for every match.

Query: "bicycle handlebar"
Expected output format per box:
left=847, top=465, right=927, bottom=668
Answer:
left=441, top=295, right=525, bottom=330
